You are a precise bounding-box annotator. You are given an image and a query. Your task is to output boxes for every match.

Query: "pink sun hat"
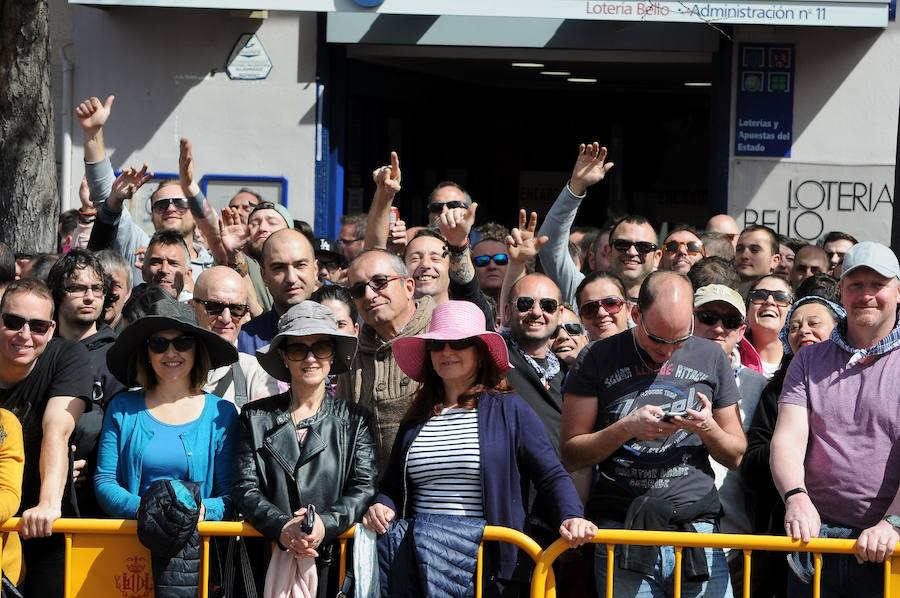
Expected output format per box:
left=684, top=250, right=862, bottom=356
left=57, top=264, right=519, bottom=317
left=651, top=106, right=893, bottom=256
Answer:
left=392, top=300, right=512, bottom=383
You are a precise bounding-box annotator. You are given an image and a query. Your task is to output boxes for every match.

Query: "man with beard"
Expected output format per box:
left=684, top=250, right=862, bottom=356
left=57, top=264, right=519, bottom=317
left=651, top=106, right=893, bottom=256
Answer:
left=229, top=201, right=292, bottom=311
left=659, top=226, right=706, bottom=274
left=46, top=250, right=126, bottom=517
left=237, top=229, right=318, bottom=354
left=141, top=230, right=193, bottom=300
left=95, top=249, right=132, bottom=331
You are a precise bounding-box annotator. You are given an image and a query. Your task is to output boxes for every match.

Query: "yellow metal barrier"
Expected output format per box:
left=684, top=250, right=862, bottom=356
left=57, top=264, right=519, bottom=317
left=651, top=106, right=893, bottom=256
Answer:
left=530, top=530, right=900, bottom=598
left=0, top=518, right=552, bottom=597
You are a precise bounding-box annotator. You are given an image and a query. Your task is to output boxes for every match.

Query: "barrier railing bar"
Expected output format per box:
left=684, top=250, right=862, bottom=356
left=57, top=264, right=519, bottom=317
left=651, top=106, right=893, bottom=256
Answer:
left=673, top=546, right=683, bottom=598
left=475, top=541, right=484, bottom=598
left=200, top=536, right=210, bottom=598
left=742, top=549, right=752, bottom=598
left=64, top=532, right=73, bottom=598
left=338, top=536, right=349, bottom=587
left=885, top=554, right=892, bottom=596
left=813, top=552, right=822, bottom=598
left=605, top=544, right=614, bottom=598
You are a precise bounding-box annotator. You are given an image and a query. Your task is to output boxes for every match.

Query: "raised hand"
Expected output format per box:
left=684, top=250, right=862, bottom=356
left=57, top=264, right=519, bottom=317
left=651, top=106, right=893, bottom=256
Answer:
left=179, top=137, right=201, bottom=197
left=109, top=164, right=153, bottom=210
left=437, top=202, right=478, bottom=248
left=506, top=209, right=548, bottom=264
left=373, top=151, right=402, bottom=196
left=569, top=142, right=614, bottom=196
left=74, top=95, right=115, bottom=138
left=78, top=176, right=93, bottom=210
left=219, top=207, right=249, bottom=254
left=387, top=218, right=408, bottom=254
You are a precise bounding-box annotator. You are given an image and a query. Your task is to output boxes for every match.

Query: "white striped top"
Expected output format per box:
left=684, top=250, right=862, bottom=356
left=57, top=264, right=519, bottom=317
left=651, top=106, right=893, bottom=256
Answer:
left=407, top=407, right=484, bottom=518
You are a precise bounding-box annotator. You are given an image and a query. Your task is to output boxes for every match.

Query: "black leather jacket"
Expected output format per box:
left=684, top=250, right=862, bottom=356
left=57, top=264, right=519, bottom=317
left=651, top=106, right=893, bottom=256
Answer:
left=232, top=392, right=377, bottom=545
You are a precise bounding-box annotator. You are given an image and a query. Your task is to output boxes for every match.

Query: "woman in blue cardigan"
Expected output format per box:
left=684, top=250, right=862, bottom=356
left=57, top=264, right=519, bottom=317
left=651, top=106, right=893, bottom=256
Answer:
left=95, top=297, right=239, bottom=521
left=362, top=300, right=596, bottom=596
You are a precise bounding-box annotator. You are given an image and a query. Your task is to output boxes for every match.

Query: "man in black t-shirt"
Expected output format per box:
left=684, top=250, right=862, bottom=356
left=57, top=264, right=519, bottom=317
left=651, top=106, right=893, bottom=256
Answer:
left=561, top=271, right=746, bottom=597
left=0, top=279, right=92, bottom=597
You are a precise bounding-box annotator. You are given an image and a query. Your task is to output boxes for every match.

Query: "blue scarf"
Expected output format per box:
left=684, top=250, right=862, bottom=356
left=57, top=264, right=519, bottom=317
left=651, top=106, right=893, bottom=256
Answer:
left=779, top=297, right=847, bottom=355
left=830, top=310, right=900, bottom=367
left=500, top=328, right=560, bottom=388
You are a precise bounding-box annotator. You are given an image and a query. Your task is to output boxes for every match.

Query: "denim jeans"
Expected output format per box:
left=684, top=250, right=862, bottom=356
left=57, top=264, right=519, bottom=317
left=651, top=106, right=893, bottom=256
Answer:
left=593, top=520, right=733, bottom=598
left=786, top=523, right=883, bottom=598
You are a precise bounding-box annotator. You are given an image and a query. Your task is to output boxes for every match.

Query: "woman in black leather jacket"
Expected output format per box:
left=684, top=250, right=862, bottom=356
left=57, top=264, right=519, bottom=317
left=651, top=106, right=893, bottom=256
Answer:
left=233, top=301, right=377, bottom=598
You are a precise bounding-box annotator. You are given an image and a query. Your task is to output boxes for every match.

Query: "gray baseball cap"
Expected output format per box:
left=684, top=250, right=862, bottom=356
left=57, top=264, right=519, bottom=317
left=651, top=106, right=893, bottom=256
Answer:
left=840, top=241, right=900, bottom=280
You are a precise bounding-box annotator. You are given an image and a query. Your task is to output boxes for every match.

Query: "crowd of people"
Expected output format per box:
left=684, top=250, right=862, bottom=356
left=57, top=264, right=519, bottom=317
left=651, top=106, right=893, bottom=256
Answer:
left=0, top=95, right=893, bottom=598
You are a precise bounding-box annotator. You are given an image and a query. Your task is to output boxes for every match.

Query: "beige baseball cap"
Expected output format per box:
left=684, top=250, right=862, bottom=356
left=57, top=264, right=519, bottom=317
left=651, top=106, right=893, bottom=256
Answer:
left=693, top=284, right=746, bottom=318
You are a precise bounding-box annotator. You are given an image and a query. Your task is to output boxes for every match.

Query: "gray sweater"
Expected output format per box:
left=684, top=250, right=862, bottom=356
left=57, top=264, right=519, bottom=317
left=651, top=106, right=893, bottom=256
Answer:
left=537, top=184, right=587, bottom=307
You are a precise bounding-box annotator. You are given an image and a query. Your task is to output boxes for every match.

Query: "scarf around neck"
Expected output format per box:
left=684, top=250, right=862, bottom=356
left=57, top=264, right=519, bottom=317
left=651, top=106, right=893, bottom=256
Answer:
left=831, top=312, right=900, bottom=367
left=501, top=328, right=560, bottom=388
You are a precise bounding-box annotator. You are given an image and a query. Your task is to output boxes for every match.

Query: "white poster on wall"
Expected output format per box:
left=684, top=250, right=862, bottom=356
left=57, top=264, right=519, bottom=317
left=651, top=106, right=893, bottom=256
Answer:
left=730, top=159, right=895, bottom=244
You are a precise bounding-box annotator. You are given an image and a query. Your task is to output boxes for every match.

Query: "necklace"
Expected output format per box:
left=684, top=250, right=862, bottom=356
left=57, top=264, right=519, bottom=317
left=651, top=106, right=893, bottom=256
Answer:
left=631, top=330, right=663, bottom=372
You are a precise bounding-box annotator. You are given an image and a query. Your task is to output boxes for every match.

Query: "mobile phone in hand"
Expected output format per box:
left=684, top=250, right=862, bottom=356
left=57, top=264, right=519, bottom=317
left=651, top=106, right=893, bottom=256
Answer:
left=301, top=504, right=316, bottom=534
left=661, top=410, right=689, bottom=422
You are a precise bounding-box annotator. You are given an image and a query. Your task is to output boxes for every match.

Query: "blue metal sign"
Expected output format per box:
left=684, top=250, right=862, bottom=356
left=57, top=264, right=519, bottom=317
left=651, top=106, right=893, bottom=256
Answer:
left=735, top=43, right=795, bottom=158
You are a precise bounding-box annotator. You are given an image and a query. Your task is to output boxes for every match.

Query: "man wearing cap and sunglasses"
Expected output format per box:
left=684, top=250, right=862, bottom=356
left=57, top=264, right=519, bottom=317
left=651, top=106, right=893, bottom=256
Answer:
left=562, top=271, right=746, bottom=597
left=772, top=241, right=900, bottom=596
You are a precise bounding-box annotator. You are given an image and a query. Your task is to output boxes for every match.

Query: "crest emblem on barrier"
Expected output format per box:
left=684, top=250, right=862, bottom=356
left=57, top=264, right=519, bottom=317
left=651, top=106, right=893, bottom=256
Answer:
left=114, top=556, right=154, bottom=598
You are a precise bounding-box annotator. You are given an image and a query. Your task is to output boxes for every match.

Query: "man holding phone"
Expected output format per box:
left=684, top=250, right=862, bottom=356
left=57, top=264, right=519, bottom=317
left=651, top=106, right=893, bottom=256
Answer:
left=560, top=271, right=746, bottom=597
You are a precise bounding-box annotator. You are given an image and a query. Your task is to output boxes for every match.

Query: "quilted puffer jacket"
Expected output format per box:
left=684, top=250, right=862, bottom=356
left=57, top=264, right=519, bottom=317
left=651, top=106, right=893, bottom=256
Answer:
left=377, top=514, right=486, bottom=598
left=137, top=480, right=202, bottom=598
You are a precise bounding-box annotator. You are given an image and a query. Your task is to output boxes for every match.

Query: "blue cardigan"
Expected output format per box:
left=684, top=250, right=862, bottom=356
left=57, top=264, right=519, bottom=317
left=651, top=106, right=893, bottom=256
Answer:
left=373, top=391, right=583, bottom=579
left=94, top=391, right=239, bottom=521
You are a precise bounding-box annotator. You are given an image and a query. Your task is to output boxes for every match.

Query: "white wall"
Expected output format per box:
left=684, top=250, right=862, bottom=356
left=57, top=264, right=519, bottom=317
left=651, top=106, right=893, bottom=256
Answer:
left=65, top=6, right=318, bottom=226
left=728, top=23, right=900, bottom=244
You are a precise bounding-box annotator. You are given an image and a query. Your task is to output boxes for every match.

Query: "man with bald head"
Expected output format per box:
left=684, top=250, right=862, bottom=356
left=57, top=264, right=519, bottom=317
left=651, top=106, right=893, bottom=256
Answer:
left=237, top=228, right=318, bottom=354
left=790, top=245, right=831, bottom=290
left=561, top=270, right=746, bottom=595
left=707, top=214, right=741, bottom=250
left=193, top=267, right=278, bottom=406
left=338, top=248, right=436, bottom=470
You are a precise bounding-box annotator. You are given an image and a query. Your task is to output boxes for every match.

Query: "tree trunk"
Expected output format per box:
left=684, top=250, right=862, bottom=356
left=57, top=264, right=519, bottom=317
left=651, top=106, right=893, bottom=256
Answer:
left=0, top=0, right=58, bottom=254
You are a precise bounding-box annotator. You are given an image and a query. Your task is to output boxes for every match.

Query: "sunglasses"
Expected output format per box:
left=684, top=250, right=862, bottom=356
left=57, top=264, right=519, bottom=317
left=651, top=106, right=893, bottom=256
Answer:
left=428, top=200, right=467, bottom=214
left=282, top=340, right=335, bottom=361
left=473, top=253, right=509, bottom=268
left=579, top=296, right=625, bottom=319
left=1, top=313, right=53, bottom=335
left=513, top=296, right=559, bottom=314
left=640, top=318, right=693, bottom=345
left=611, top=239, right=658, bottom=254
left=695, top=310, right=744, bottom=330
left=748, top=289, right=793, bottom=306
left=425, top=338, right=477, bottom=352
left=319, top=261, right=344, bottom=273
left=151, top=197, right=190, bottom=214
left=664, top=240, right=703, bottom=255
left=348, top=275, right=400, bottom=300
left=552, top=323, right=585, bottom=338
left=194, top=298, right=250, bottom=319
left=336, top=238, right=364, bottom=246
left=147, top=335, right=196, bottom=354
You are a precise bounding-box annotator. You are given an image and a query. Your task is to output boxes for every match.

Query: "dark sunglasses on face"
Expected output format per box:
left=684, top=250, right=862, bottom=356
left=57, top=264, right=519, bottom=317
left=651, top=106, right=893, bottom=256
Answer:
left=748, top=289, right=793, bottom=306
left=425, top=338, right=477, bottom=352
left=194, top=298, right=250, bottom=319
left=664, top=240, right=703, bottom=255
left=147, top=335, right=196, bottom=354
left=552, top=322, right=586, bottom=338
left=579, top=296, right=625, bottom=319
left=348, top=275, right=400, bottom=300
left=473, top=253, right=509, bottom=267
left=611, top=239, right=658, bottom=254
left=695, top=310, right=744, bottom=330
left=319, top=260, right=344, bottom=273
left=640, top=318, right=693, bottom=345
left=151, top=197, right=190, bottom=214
left=514, top=296, right=559, bottom=314
left=428, top=200, right=467, bottom=214
left=1, top=313, right=53, bottom=335
left=336, top=238, right=364, bottom=246
left=282, top=340, right=335, bottom=361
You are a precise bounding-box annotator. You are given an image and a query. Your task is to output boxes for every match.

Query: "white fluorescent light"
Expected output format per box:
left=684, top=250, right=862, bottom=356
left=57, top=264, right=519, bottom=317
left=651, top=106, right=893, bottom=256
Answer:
left=540, top=71, right=571, bottom=76
left=512, top=62, right=545, bottom=68
left=684, top=82, right=712, bottom=87
left=567, top=77, right=597, bottom=83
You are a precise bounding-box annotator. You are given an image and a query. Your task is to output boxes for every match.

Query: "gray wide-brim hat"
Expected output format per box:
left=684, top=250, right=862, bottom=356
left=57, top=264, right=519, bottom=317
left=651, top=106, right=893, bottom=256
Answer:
left=256, top=300, right=358, bottom=382
left=107, top=296, right=239, bottom=387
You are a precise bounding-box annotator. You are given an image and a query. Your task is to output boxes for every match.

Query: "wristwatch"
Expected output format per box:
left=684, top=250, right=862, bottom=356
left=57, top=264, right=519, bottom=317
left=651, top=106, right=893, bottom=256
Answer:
left=884, top=514, right=900, bottom=531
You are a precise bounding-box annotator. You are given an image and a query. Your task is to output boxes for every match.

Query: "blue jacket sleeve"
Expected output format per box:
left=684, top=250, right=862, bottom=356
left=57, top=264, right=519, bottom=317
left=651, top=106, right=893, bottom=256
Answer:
left=94, top=399, right=142, bottom=518
left=202, top=401, right=239, bottom=521
left=372, top=424, right=416, bottom=514
left=512, top=396, right=584, bottom=525
left=537, top=185, right=586, bottom=307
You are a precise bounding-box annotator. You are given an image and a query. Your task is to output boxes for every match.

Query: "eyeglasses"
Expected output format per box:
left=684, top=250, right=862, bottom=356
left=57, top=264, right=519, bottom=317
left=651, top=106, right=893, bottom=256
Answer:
left=551, top=323, right=585, bottom=338
left=194, top=298, right=250, bottom=319
left=147, top=335, right=196, bottom=354
left=425, top=338, right=477, bottom=352
left=1, top=313, right=53, bottom=335
left=428, top=200, right=467, bottom=214
left=473, top=253, right=509, bottom=268
left=695, top=310, right=744, bottom=330
left=151, top=197, right=190, bottom=214
left=336, top=238, right=364, bottom=246
left=319, top=261, right=344, bottom=273
left=611, top=239, right=658, bottom=254
left=514, top=296, right=559, bottom=314
left=640, top=317, right=693, bottom=345
left=748, top=289, right=793, bottom=306
left=664, top=240, right=703, bottom=255
left=348, top=275, right=401, bottom=299
left=579, top=296, right=625, bottom=319
left=65, top=283, right=104, bottom=297
left=282, top=340, right=335, bottom=361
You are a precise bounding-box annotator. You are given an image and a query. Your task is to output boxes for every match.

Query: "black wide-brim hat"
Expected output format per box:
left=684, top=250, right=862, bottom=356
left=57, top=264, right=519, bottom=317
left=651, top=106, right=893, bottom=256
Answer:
left=107, top=297, right=239, bottom=387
